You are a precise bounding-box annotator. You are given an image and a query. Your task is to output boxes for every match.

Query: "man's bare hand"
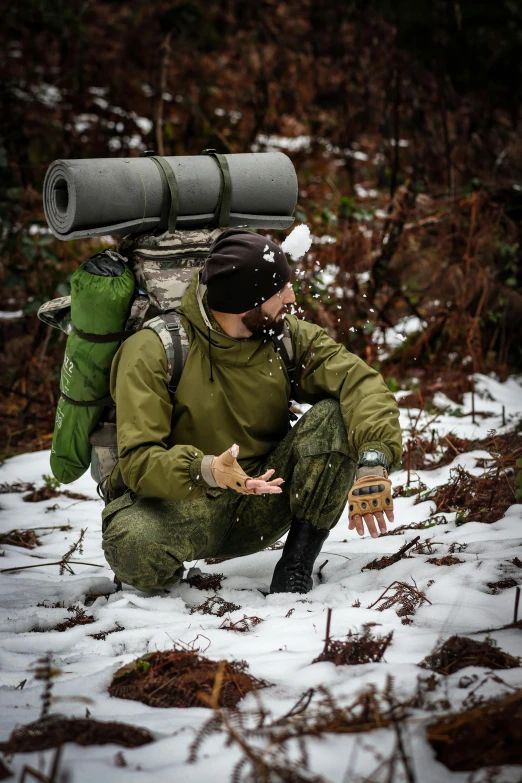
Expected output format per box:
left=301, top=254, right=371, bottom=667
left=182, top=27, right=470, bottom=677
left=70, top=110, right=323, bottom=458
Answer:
left=348, top=508, right=395, bottom=538
left=245, top=467, right=285, bottom=495
left=212, top=444, right=284, bottom=495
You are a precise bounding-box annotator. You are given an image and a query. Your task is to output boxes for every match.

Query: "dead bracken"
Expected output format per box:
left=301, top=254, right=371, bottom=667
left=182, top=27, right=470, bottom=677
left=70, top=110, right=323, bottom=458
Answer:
left=362, top=536, right=419, bottom=571
left=426, top=464, right=516, bottom=524
left=108, top=650, right=268, bottom=709
left=218, top=615, right=264, bottom=633
left=23, top=487, right=91, bottom=503
left=487, top=577, right=518, bottom=594
left=190, top=594, right=241, bottom=617
left=0, top=528, right=41, bottom=549
left=427, top=555, right=463, bottom=566
left=89, top=622, right=125, bottom=640
left=313, top=615, right=393, bottom=666
left=368, top=579, right=432, bottom=622
left=428, top=690, right=522, bottom=770
left=53, top=606, right=94, bottom=632
left=419, top=635, right=520, bottom=675
left=0, top=481, right=35, bottom=494
left=0, top=714, right=154, bottom=754
left=183, top=572, right=225, bottom=591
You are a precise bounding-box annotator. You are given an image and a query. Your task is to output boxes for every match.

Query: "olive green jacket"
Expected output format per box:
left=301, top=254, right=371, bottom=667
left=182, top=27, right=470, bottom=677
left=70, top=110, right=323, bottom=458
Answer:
left=109, top=273, right=402, bottom=500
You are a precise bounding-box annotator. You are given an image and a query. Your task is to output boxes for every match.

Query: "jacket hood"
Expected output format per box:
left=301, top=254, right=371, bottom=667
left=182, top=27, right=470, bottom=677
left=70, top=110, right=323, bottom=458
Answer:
left=177, top=271, right=274, bottom=368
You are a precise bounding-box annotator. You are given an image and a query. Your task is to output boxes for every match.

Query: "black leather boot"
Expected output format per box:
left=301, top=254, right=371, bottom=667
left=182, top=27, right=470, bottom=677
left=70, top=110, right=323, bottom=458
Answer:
left=269, top=519, right=329, bottom=594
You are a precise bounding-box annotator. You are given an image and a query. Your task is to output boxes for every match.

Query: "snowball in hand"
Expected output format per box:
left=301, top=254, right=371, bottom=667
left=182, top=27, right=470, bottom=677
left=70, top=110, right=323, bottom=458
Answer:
left=282, top=224, right=312, bottom=260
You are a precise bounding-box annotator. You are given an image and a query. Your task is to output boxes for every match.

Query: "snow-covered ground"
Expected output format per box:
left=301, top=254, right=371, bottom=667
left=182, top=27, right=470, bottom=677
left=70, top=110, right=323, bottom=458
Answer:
left=0, top=374, right=521, bottom=782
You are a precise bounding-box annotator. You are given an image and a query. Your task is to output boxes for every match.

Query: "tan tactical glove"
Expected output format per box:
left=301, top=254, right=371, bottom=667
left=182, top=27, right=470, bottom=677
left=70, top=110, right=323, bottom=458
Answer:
left=348, top=465, right=395, bottom=538
left=210, top=444, right=284, bottom=495
left=348, top=467, right=393, bottom=517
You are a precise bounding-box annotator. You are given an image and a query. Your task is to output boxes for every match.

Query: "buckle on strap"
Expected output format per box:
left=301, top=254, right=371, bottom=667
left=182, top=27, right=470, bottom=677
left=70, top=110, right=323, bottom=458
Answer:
left=166, top=321, right=180, bottom=331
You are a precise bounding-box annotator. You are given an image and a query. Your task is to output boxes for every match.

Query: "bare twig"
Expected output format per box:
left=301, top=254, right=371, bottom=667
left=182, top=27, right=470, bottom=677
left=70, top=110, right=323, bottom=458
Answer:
left=1, top=560, right=104, bottom=573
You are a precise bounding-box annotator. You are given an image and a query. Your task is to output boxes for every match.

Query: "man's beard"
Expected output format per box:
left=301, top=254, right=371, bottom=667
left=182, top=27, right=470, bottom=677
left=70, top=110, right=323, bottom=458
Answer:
left=241, top=305, right=286, bottom=338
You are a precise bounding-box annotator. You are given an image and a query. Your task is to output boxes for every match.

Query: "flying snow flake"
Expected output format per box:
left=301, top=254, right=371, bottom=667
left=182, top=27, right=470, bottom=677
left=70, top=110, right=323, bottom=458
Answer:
left=263, top=250, right=275, bottom=263
left=281, top=224, right=312, bottom=260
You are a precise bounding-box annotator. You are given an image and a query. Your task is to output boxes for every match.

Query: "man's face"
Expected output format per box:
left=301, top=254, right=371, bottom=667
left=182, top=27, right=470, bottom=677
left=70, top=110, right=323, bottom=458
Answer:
left=241, top=282, right=296, bottom=338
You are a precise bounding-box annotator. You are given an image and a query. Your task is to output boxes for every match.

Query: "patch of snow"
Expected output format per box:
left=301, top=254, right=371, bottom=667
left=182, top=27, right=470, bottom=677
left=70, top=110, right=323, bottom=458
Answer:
left=311, top=234, right=336, bottom=245
left=252, top=134, right=311, bottom=153
left=0, top=377, right=521, bottom=782
left=374, top=316, right=428, bottom=349
left=134, top=116, right=152, bottom=135
left=33, top=83, right=62, bottom=107
left=88, top=87, right=108, bottom=97
left=355, top=271, right=371, bottom=284
left=344, top=148, right=369, bottom=161
left=28, top=224, right=52, bottom=235
left=316, top=264, right=339, bottom=287
left=355, top=184, right=378, bottom=199
left=92, top=95, right=109, bottom=111
left=74, top=113, right=98, bottom=133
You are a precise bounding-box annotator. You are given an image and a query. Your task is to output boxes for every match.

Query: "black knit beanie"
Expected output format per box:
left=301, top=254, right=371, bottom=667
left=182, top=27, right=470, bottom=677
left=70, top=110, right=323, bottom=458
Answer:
left=201, top=228, right=292, bottom=314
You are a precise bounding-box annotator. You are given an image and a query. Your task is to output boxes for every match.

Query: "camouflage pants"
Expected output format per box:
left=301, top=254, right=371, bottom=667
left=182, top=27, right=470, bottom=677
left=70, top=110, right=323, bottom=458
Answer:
left=101, top=399, right=356, bottom=591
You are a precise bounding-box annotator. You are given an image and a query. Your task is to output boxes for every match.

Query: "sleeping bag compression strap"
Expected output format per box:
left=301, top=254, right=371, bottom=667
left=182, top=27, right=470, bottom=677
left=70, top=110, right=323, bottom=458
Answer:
left=62, top=323, right=134, bottom=407
left=60, top=391, right=114, bottom=407
left=71, top=324, right=133, bottom=343
left=201, top=149, right=232, bottom=227
left=140, top=150, right=179, bottom=232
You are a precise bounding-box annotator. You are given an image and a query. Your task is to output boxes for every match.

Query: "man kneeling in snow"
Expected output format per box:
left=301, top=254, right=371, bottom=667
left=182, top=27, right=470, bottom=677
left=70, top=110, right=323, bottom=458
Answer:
left=102, top=230, right=402, bottom=593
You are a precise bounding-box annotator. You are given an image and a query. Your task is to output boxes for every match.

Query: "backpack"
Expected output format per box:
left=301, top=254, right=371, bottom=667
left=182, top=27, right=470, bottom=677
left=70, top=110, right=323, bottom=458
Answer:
left=38, top=229, right=295, bottom=496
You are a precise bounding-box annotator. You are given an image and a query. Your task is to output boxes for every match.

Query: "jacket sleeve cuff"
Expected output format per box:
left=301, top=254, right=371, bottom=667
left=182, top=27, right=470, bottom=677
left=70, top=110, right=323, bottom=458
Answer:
left=188, top=456, right=205, bottom=487
left=189, top=454, right=219, bottom=487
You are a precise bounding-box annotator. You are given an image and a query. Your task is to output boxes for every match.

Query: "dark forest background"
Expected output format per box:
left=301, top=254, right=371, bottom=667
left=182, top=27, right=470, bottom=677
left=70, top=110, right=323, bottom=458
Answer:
left=1, top=0, right=522, bottom=460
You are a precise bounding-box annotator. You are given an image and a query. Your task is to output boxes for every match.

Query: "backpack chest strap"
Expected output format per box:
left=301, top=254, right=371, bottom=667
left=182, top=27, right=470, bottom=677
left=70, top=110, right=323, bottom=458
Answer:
left=142, top=312, right=189, bottom=394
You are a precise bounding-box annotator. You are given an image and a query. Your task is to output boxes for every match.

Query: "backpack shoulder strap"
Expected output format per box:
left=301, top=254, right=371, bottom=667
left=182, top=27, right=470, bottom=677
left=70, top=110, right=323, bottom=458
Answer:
left=272, top=320, right=295, bottom=383
left=143, top=311, right=189, bottom=394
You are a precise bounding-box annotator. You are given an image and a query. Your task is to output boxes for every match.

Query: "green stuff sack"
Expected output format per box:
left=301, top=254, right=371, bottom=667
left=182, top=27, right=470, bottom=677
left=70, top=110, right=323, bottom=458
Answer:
left=49, top=250, right=135, bottom=483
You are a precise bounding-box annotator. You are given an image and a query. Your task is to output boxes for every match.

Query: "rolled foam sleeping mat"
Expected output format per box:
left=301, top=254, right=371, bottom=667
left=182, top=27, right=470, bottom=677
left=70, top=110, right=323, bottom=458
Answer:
left=43, top=152, right=298, bottom=240
left=50, top=251, right=135, bottom=483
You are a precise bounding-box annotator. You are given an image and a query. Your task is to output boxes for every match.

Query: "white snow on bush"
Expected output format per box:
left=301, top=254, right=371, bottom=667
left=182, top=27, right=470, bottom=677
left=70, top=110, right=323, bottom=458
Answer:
left=0, top=375, right=521, bottom=782
left=282, top=224, right=312, bottom=260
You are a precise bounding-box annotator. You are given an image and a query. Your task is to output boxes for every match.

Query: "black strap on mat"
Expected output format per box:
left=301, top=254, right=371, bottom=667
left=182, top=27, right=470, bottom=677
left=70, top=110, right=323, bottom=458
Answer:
left=140, top=150, right=179, bottom=232
left=60, top=391, right=114, bottom=407
left=201, top=149, right=232, bottom=227
left=71, top=324, right=134, bottom=343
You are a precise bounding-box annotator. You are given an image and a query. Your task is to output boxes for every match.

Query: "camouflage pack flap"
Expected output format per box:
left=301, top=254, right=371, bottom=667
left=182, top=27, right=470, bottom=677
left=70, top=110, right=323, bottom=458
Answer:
left=37, top=296, right=72, bottom=333
left=119, top=228, right=222, bottom=313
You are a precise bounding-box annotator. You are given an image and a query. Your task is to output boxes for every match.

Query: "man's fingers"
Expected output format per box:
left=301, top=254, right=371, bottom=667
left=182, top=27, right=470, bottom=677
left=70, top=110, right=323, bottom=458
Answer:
left=374, top=511, right=388, bottom=534
left=363, top=513, right=379, bottom=539
left=385, top=509, right=395, bottom=524
left=253, top=484, right=283, bottom=495
left=244, top=477, right=283, bottom=494
left=245, top=477, right=284, bottom=488
left=349, top=509, right=394, bottom=537
left=349, top=513, right=365, bottom=536
left=259, top=469, right=275, bottom=480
